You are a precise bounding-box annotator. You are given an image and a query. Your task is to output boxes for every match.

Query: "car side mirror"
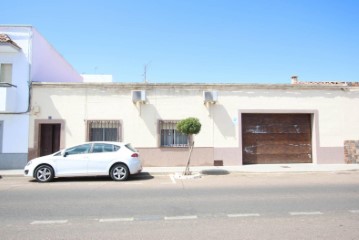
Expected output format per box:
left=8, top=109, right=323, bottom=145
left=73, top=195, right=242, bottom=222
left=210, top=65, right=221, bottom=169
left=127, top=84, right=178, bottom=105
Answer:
left=61, top=150, right=69, bottom=157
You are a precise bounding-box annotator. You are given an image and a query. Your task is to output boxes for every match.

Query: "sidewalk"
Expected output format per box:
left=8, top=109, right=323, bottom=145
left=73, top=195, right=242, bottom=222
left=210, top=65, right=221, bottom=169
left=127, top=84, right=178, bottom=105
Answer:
left=1, top=164, right=359, bottom=177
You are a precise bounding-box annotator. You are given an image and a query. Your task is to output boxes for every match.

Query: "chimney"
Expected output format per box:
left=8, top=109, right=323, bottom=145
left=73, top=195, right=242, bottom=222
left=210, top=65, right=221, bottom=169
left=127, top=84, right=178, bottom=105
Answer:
left=291, top=76, right=298, bottom=84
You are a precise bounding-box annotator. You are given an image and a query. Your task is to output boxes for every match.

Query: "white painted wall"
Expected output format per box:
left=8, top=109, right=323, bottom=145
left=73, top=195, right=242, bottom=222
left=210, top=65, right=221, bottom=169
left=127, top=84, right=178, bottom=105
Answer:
left=0, top=26, right=31, bottom=112
left=31, top=28, right=83, bottom=83
left=0, top=26, right=82, bottom=164
left=1, top=114, right=29, bottom=153
left=29, top=83, right=359, bottom=164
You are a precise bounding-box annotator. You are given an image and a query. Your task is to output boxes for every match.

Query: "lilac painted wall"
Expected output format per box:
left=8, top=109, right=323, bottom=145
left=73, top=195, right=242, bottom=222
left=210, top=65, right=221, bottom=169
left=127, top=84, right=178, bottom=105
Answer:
left=31, top=29, right=82, bottom=83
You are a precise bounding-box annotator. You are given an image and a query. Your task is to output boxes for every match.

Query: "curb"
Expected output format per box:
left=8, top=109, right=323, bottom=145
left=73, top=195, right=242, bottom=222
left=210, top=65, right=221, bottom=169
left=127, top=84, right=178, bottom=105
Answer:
left=1, top=165, right=359, bottom=178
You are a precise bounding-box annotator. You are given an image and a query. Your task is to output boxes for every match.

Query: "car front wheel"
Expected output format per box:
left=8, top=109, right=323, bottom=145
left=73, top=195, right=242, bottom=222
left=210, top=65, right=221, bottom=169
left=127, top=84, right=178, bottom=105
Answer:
left=110, top=163, right=129, bottom=181
left=35, top=165, right=54, bottom=182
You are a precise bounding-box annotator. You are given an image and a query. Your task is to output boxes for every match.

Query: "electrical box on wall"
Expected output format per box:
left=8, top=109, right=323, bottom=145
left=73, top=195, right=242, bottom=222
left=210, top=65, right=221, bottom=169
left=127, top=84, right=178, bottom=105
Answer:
left=132, top=90, right=146, bottom=103
left=203, top=91, right=218, bottom=104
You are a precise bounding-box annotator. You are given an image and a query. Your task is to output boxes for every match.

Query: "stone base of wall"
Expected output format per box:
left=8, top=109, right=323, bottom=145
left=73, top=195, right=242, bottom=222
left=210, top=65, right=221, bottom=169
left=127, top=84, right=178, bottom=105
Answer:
left=137, top=147, right=243, bottom=167
left=137, top=147, right=214, bottom=167
left=28, top=148, right=37, bottom=161
left=0, top=153, right=28, bottom=169
left=344, top=140, right=359, bottom=163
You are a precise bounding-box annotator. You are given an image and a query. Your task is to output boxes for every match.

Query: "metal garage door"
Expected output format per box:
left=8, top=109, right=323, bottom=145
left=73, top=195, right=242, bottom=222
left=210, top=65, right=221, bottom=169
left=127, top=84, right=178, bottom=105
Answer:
left=242, top=114, right=312, bottom=164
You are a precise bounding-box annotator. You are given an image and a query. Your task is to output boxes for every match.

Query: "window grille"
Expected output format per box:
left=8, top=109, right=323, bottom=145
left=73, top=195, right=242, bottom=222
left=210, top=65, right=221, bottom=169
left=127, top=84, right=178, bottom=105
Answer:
left=159, top=120, right=188, bottom=147
left=87, top=120, right=121, bottom=142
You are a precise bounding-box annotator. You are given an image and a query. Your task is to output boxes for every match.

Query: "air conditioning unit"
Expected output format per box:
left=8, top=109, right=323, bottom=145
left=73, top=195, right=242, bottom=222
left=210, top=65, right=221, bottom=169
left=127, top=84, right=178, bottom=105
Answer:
left=132, top=90, right=146, bottom=103
left=203, top=91, right=218, bottom=104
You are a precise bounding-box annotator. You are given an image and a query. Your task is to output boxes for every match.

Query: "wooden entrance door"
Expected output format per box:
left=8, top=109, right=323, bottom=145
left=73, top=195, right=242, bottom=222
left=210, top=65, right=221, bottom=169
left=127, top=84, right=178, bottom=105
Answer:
left=40, top=124, right=61, bottom=156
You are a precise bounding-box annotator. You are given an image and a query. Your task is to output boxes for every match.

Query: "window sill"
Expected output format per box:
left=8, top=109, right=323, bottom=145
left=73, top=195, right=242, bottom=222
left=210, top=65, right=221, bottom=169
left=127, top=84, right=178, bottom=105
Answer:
left=160, top=145, right=189, bottom=148
left=0, top=83, right=17, bottom=88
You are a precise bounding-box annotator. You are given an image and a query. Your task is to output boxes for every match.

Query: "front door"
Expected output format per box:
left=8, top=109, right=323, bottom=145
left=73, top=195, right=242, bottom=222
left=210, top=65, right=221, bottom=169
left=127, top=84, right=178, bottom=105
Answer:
left=40, top=124, right=61, bottom=156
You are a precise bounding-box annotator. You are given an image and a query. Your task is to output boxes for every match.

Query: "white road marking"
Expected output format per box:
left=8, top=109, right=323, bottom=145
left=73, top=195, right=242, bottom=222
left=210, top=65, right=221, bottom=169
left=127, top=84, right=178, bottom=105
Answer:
left=99, top=218, right=134, bottom=222
left=228, top=213, right=260, bottom=218
left=289, top=211, right=323, bottom=216
left=31, top=220, right=68, bottom=225
left=165, top=215, right=198, bottom=220
left=349, top=210, right=359, bottom=214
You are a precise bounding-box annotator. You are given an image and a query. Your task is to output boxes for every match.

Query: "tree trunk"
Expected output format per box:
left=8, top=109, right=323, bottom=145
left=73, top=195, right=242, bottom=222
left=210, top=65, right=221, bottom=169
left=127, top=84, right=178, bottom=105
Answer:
left=184, top=139, right=194, bottom=175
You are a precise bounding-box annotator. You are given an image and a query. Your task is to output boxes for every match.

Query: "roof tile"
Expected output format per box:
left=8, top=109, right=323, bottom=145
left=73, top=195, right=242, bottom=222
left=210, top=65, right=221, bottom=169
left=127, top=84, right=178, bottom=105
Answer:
left=0, top=33, right=21, bottom=49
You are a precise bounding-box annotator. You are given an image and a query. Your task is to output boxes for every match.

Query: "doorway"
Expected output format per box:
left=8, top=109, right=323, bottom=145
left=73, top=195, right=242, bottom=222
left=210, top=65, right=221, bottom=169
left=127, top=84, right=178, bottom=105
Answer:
left=40, top=124, right=61, bottom=156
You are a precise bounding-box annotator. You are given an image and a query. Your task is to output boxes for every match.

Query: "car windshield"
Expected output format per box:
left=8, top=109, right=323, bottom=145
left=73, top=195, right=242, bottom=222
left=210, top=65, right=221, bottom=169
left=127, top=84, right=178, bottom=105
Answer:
left=125, top=144, right=137, bottom=152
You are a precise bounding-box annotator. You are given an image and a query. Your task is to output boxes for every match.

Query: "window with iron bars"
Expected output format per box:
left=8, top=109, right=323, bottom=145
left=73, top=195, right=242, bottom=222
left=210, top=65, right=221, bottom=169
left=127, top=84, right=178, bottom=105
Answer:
left=159, top=120, right=188, bottom=147
left=87, top=120, right=121, bottom=142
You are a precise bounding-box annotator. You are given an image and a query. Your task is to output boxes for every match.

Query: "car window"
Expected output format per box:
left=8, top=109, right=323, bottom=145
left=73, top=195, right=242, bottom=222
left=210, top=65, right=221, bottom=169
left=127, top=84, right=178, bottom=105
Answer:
left=65, top=144, right=92, bottom=156
left=125, top=143, right=137, bottom=152
left=92, top=143, right=120, bottom=153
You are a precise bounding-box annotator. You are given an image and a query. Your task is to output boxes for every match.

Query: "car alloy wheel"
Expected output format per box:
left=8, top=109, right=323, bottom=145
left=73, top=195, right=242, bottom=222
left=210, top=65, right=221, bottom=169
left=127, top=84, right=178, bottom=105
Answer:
left=35, top=165, right=54, bottom=182
left=110, top=164, right=129, bottom=181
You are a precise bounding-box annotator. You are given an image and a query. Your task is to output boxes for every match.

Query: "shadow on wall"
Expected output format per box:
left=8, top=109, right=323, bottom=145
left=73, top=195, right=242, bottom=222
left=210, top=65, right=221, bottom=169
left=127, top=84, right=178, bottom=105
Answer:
left=137, top=103, right=160, bottom=139
left=212, top=104, right=236, bottom=138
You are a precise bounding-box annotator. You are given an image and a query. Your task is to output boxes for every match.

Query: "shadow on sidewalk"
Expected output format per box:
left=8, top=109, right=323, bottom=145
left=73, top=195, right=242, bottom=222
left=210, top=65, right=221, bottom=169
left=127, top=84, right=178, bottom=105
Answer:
left=201, top=169, right=230, bottom=175
left=28, top=172, right=155, bottom=183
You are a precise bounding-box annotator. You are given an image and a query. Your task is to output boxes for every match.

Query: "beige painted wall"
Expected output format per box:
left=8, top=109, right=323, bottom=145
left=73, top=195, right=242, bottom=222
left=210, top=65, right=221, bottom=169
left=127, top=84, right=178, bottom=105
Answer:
left=29, top=83, right=359, bottom=165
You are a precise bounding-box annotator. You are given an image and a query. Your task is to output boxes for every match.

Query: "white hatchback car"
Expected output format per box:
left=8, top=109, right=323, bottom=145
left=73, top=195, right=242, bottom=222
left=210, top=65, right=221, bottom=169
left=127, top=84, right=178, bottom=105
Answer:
left=24, top=142, right=142, bottom=182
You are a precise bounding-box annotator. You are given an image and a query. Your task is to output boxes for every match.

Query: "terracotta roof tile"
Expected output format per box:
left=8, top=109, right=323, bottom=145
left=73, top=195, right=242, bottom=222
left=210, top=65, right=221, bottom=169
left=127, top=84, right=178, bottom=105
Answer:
left=293, top=81, right=359, bottom=86
left=291, top=76, right=359, bottom=86
left=0, top=34, right=21, bottom=49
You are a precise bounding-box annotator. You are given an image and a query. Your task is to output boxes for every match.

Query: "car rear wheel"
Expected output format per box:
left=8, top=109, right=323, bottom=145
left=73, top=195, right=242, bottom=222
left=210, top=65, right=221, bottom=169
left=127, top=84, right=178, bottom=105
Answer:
left=35, top=165, right=54, bottom=182
left=110, top=163, right=129, bottom=181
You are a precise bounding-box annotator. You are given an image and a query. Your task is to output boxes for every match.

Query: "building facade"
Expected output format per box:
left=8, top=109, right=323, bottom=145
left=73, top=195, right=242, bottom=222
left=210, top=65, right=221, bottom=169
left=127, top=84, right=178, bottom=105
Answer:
left=0, top=26, right=82, bottom=169
left=28, top=80, right=359, bottom=166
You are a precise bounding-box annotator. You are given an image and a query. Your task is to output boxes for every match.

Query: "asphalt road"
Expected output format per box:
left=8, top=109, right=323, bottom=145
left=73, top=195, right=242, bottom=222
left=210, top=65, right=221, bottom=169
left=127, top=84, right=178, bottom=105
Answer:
left=1, top=171, right=359, bottom=240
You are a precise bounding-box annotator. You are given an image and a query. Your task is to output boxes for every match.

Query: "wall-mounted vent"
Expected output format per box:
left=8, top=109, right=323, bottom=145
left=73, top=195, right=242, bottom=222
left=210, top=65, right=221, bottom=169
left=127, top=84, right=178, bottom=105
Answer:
left=203, top=91, right=218, bottom=104
left=132, top=90, right=146, bottom=103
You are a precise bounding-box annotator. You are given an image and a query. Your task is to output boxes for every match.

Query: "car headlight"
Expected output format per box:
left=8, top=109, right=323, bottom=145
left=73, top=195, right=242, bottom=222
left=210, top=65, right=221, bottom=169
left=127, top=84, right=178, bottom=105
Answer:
left=26, top=161, right=33, bottom=166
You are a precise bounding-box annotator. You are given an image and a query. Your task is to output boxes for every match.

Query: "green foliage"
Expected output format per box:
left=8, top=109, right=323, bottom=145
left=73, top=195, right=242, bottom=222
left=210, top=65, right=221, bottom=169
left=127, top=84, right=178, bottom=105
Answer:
left=176, top=117, right=201, bottom=135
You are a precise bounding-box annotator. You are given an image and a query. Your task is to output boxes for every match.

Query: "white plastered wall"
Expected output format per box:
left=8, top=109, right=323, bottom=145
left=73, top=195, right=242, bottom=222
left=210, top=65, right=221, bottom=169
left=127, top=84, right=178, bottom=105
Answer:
left=29, top=84, right=359, bottom=164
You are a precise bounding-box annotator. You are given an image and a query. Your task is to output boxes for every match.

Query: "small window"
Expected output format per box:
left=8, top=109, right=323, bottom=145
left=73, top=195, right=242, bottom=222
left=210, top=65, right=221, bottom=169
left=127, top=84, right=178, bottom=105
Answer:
left=0, top=64, right=12, bottom=84
left=87, top=120, right=121, bottom=142
left=65, top=144, right=91, bottom=156
left=92, top=143, right=119, bottom=153
left=159, top=120, right=188, bottom=147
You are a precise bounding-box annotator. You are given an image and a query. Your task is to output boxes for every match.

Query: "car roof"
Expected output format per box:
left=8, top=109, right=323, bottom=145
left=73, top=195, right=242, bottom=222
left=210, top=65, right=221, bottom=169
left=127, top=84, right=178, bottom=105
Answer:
left=85, top=141, right=128, bottom=146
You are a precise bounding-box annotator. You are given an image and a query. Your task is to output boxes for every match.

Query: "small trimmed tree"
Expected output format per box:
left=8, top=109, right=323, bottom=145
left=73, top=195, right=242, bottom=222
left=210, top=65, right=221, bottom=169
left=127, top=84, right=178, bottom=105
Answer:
left=176, top=117, right=201, bottom=175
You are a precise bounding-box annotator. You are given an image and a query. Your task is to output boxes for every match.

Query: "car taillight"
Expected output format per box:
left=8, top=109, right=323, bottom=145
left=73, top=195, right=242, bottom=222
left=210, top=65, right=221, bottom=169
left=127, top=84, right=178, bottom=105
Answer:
left=131, top=153, right=139, bottom=157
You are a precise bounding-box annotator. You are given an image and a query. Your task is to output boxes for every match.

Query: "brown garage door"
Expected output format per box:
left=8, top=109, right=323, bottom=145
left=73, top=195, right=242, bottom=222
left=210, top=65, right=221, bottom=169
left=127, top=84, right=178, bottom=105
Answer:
left=242, top=114, right=312, bottom=164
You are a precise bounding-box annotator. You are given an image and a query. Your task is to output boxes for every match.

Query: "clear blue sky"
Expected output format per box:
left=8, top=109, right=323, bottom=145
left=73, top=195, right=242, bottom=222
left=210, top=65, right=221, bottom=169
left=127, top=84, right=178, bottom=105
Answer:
left=2, top=0, right=359, bottom=83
